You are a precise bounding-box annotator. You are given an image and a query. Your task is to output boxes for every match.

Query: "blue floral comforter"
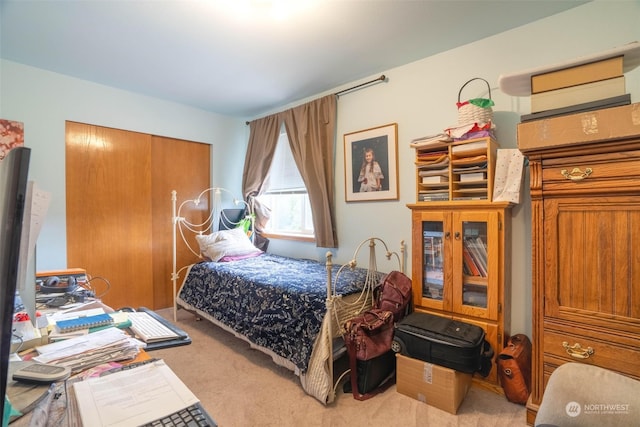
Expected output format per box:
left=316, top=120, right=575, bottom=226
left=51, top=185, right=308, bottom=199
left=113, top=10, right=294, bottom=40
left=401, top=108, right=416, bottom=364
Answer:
left=177, top=253, right=368, bottom=373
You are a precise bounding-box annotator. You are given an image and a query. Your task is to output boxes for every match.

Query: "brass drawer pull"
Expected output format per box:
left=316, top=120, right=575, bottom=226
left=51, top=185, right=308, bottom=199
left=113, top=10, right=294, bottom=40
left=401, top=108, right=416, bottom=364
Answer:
left=561, top=167, right=592, bottom=181
left=562, top=341, right=594, bottom=359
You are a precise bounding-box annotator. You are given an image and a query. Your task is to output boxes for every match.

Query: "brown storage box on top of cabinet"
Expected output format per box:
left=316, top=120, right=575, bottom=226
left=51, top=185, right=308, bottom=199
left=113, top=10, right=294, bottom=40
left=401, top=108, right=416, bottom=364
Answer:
left=517, top=102, right=640, bottom=152
left=396, top=354, right=472, bottom=414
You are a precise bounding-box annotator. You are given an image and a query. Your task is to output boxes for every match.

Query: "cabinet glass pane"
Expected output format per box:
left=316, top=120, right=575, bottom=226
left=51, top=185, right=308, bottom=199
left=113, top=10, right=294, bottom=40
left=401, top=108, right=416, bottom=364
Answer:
left=422, top=222, right=444, bottom=301
left=461, top=221, right=488, bottom=309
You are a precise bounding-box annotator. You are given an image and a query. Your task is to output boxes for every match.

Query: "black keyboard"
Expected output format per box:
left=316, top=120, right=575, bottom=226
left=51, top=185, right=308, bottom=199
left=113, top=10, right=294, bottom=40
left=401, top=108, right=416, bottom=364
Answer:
left=139, top=402, right=218, bottom=427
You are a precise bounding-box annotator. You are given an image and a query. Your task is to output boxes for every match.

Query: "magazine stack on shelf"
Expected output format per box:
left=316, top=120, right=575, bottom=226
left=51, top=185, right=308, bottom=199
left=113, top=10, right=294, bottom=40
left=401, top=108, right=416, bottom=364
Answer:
left=451, top=139, right=489, bottom=200
left=410, top=133, right=452, bottom=149
left=416, top=151, right=450, bottom=201
left=413, top=136, right=498, bottom=203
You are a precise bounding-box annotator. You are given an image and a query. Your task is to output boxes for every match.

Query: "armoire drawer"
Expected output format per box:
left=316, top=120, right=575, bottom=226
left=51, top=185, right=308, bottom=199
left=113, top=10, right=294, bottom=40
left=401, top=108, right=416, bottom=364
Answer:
left=542, top=157, right=640, bottom=188
left=543, top=329, right=640, bottom=378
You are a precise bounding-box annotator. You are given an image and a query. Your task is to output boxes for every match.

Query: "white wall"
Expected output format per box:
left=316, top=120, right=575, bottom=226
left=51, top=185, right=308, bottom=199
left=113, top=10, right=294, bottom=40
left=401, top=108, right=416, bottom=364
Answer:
left=259, top=1, right=640, bottom=337
left=1, top=1, right=639, bottom=337
left=0, top=62, right=247, bottom=270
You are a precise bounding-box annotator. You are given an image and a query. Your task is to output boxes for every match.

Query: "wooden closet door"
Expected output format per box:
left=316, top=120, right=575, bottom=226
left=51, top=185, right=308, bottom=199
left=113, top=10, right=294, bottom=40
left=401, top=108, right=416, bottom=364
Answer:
left=150, top=135, right=210, bottom=309
left=66, top=122, right=153, bottom=309
left=66, top=123, right=211, bottom=310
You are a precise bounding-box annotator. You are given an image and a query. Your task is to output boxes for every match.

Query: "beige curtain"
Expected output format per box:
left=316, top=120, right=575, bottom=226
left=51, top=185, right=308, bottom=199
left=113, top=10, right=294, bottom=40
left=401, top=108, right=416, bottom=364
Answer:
left=242, top=94, right=338, bottom=248
left=242, top=115, right=280, bottom=249
left=281, top=95, right=338, bottom=247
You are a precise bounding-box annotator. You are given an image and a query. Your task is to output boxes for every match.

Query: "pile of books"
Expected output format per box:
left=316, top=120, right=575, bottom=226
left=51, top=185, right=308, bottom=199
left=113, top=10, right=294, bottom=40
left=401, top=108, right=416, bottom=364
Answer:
left=523, top=55, right=630, bottom=122
left=462, top=237, right=488, bottom=278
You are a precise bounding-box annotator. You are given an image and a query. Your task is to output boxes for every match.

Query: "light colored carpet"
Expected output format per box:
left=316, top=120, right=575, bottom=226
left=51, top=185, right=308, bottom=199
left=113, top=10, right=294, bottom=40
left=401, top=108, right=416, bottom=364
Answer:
left=153, top=308, right=528, bottom=427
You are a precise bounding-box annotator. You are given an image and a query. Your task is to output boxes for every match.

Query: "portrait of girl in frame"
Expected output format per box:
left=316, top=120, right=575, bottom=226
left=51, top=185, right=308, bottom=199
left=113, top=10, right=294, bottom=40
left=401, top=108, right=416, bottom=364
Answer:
left=344, top=123, right=398, bottom=202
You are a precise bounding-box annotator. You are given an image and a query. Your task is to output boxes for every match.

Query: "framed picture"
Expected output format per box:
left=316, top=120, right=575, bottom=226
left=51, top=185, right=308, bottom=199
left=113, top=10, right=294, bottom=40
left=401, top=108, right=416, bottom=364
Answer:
left=0, top=119, right=24, bottom=161
left=344, top=123, right=398, bottom=202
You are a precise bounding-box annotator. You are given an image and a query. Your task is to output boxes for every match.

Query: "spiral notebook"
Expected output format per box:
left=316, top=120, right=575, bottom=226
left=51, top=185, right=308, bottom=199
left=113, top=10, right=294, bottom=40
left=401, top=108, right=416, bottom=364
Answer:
left=56, top=313, right=114, bottom=333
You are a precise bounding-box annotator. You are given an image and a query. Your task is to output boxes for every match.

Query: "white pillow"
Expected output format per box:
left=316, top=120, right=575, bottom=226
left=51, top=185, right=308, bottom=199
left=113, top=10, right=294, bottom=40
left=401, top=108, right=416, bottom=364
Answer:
left=196, top=227, right=262, bottom=262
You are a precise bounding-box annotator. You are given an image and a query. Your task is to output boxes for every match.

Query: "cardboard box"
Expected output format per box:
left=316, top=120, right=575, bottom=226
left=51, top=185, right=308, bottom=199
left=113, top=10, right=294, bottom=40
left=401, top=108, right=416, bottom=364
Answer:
left=531, top=55, right=623, bottom=94
left=395, top=354, right=472, bottom=414
left=530, top=76, right=625, bottom=113
left=518, top=102, right=640, bottom=152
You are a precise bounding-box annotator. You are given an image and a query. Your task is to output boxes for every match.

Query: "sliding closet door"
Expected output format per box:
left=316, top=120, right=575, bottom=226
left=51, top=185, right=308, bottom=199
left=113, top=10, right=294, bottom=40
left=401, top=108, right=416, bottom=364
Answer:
left=66, top=122, right=210, bottom=310
left=150, top=135, right=210, bottom=309
left=66, top=122, right=153, bottom=309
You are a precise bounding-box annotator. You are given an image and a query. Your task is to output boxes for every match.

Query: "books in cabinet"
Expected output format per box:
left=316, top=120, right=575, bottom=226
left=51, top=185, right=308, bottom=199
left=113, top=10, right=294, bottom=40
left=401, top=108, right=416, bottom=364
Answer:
left=423, top=230, right=444, bottom=300
left=423, top=230, right=443, bottom=270
left=463, top=237, right=487, bottom=277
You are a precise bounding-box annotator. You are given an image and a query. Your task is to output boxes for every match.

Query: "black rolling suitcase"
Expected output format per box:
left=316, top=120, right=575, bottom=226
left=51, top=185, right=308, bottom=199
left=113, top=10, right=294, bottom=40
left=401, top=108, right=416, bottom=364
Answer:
left=391, top=312, right=494, bottom=376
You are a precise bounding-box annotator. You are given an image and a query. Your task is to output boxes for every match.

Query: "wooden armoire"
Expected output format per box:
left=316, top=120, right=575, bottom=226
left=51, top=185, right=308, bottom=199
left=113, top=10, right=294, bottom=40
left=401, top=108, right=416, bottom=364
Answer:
left=517, top=103, right=640, bottom=424
left=65, top=122, right=210, bottom=310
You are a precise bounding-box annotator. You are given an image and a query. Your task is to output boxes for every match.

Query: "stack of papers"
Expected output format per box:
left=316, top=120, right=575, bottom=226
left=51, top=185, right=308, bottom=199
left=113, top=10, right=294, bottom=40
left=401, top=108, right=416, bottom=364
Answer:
left=410, top=133, right=453, bottom=148
left=47, top=308, right=132, bottom=341
left=34, top=327, right=144, bottom=373
left=74, top=360, right=200, bottom=427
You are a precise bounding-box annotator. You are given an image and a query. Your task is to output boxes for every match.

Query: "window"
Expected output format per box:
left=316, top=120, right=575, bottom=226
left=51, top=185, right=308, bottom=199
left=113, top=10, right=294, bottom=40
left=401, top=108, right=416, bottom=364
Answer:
left=257, top=127, right=314, bottom=238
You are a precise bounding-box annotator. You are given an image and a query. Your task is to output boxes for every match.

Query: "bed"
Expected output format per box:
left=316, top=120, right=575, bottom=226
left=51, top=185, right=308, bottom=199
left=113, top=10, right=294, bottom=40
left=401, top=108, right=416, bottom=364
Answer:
left=170, top=188, right=404, bottom=404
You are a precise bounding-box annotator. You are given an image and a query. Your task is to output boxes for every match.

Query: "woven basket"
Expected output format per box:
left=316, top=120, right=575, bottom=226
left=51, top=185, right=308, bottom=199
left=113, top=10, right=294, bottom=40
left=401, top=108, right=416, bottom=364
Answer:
left=457, top=78, right=494, bottom=125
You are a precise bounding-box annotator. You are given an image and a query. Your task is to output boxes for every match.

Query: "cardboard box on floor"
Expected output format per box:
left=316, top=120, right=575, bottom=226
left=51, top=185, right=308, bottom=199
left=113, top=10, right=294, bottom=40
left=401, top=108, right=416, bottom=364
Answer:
left=395, top=354, right=472, bottom=414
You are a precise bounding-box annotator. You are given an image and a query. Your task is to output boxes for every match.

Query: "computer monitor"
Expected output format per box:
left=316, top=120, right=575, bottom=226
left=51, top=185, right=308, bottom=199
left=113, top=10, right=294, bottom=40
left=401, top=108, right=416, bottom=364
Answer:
left=218, top=208, right=247, bottom=231
left=0, top=147, right=31, bottom=420
left=14, top=180, right=50, bottom=330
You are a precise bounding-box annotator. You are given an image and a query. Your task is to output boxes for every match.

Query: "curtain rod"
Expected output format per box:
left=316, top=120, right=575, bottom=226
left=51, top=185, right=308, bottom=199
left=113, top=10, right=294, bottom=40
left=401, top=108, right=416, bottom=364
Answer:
left=246, top=74, right=387, bottom=125
left=334, top=74, right=386, bottom=96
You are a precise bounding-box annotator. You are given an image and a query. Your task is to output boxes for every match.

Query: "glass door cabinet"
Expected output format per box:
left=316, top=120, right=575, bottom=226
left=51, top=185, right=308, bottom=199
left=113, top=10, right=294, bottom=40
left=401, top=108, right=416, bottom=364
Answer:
left=409, top=202, right=512, bottom=386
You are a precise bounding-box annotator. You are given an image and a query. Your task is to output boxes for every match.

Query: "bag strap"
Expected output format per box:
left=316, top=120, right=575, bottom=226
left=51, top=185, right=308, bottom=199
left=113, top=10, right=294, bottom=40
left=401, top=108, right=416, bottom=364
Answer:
left=477, top=339, right=495, bottom=378
left=344, top=329, right=394, bottom=401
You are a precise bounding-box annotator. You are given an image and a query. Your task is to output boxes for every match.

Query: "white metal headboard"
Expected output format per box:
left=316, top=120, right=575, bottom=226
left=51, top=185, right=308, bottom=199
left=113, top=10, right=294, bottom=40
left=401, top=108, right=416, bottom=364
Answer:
left=171, top=188, right=254, bottom=322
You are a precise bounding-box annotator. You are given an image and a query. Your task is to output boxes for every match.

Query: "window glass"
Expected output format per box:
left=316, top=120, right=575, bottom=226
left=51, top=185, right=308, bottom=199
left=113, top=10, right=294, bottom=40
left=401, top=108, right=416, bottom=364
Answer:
left=258, top=127, right=314, bottom=237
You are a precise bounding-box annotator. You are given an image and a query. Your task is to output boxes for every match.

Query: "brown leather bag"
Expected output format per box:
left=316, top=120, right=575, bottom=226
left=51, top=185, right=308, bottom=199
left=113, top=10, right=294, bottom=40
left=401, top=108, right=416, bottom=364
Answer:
left=343, top=309, right=395, bottom=400
left=375, top=270, right=412, bottom=323
left=497, top=334, right=532, bottom=404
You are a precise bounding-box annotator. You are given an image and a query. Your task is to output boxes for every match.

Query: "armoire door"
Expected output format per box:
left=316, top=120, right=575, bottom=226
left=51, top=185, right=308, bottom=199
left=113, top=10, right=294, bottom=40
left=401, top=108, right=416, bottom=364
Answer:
left=66, top=122, right=210, bottom=310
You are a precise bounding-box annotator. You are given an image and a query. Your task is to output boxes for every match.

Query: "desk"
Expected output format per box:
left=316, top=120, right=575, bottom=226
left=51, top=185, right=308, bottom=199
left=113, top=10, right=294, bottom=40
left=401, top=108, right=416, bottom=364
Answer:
left=8, top=351, right=153, bottom=426
left=9, top=353, right=218, bottom=427
left=6, top=362, right=52, bottom=423
left=7, top=306, right=191, bottom=426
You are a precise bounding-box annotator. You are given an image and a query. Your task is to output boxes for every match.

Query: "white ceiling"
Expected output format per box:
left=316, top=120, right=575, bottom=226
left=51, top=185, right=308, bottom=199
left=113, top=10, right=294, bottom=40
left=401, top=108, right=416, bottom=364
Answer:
left=0, top=0, right=588, bottom=118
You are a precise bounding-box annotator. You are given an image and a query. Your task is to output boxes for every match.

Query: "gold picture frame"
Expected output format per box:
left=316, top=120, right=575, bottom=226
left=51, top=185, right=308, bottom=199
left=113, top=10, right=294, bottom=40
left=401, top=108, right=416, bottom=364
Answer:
left=344, top=123, right=398, bottom=202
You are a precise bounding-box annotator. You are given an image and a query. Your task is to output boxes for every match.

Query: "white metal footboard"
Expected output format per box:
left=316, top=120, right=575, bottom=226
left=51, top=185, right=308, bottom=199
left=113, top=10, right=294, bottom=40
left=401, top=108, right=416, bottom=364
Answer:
left=322, top=237, right=405, bottom=403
